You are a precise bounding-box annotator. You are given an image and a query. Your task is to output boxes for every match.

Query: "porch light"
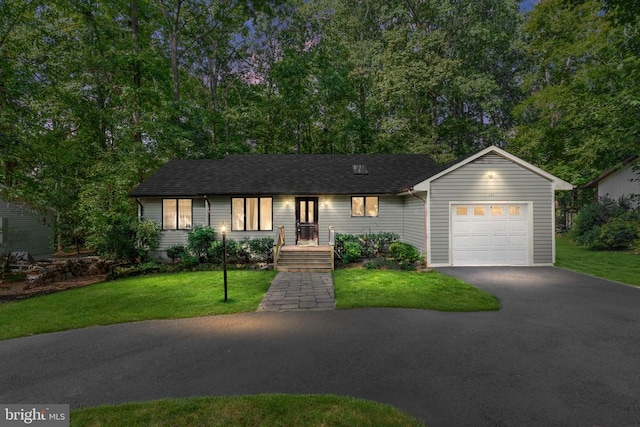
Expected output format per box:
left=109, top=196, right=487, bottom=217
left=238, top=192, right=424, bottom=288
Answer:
left=488, top=172, right=494, bottom=180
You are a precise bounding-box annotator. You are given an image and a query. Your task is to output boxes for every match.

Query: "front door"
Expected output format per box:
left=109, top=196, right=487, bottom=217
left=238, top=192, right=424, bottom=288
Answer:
left=296, top=197, right=319, bottom=245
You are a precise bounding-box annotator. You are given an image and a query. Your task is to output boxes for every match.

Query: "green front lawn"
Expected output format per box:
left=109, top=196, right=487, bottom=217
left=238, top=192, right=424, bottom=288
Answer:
left=555, top=235, right=640, bottom=286
left=70, top=394, right=424, bottom=427
left=0, top=267, right=499, bottom=341
left=0, top=270, right=276, bottom=340
left=333, top=269, right=500, bottom=312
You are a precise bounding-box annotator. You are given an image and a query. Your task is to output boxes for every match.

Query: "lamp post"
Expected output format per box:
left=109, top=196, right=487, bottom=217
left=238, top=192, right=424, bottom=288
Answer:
left=221, top=223, right=228, bottom=302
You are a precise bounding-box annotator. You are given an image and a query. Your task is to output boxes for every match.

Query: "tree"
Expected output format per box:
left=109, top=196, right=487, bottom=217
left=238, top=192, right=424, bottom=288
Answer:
left=511, top=0, right=640, bottom=185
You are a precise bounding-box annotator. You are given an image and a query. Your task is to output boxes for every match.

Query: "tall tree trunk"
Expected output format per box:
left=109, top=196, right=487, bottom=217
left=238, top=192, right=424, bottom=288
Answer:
left=359, top=78, right=367, bottom=152
left=158, top=0, right=183, bottom=103
left=131, top=0, right=142, bottom=143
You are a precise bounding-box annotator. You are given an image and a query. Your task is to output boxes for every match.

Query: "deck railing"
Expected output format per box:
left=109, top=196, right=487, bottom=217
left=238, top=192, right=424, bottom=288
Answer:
left=328, top=226, right=335, bottom=270
left=273, top=226, right=285, bottom=267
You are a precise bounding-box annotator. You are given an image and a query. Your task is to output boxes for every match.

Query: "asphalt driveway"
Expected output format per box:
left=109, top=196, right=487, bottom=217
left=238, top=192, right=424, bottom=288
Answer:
left=1, top=267, right=639, bottom=426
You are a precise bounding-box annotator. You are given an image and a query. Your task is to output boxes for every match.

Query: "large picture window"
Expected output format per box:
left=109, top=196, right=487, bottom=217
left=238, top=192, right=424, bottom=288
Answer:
left=163, top=199, right=192, bottom=230
left=351, top=196, right=379, bottom=217
left=231, top=197, right=272, bottom=231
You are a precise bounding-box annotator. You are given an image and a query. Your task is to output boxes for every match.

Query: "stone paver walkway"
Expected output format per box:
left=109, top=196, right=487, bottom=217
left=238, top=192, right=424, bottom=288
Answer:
left=258, top=272, right=335, bottom=311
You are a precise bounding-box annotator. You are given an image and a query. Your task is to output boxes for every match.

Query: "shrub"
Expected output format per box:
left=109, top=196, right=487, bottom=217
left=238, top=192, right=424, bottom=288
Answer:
left=334, top=232, right=399, bottom=264
left=180, top=253, right=200, bottom=268
left=367, top=232, right=399, bottom=257
left=88, top=217, right=161, bottom=263
left=135, top=220, right=162, bottom=260
left=342, top=241, right=362, bottom=264
left=572, top=197, right=627, bottom=247
left=209, top=238, right=251, bottom=264
left=166, top=245, right=188, bottom=263
left=187, top=225, right=217, bottom=262
left=572, top=197, right=640, bottom=250
left=246, top=237, right=274, bottom=262
left=594, top=217, right=639, bottom=250
left=388, top=242, right=422, bottom=270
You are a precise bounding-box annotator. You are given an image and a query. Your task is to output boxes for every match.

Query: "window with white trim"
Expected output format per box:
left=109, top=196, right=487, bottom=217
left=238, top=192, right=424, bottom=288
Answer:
left=162, top=199, right=192, bottom=230
left=351, top=196, right=379, bottom=217
left=231, top=197, right=272, bottom=231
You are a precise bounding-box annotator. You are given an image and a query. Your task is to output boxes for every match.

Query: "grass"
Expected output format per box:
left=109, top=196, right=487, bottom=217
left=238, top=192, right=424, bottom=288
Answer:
left=333, top=269, right=500, bottom=312
left=555, top=235, right=640, bottom=286
left=0, top=267, right=500, bottom=341
left=70, top=394, right=424, bottom=427
left=0, top=270, right=276, bottom=340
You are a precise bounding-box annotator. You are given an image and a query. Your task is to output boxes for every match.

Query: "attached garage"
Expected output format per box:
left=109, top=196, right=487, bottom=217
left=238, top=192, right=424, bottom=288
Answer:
left=412, top=146, right=574, bottom=267
left=451, top=203, right=530, bottom=266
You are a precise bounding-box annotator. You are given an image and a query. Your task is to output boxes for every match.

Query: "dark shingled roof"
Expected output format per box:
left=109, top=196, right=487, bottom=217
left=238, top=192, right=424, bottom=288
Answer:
left=129, top=154, right=446, bottom=197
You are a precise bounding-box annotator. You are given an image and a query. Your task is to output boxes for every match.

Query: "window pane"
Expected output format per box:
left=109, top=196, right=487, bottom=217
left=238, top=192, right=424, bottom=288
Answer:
left=474, top=206, right=486, bottom=216
left=163, top=199, right=177, bottom=230
left=308, top=201, right=314, bottom=223
left=299, top=201, right=306, bottom=222
left=232, top=198, right=244, bottom=230
left=365, top=197, right=379, bottom=217
left=178, top=199, right=192, bottom=229
left=260, top=198, right=272, bottom=230
left=352, top=197, right=364, bottom=216
left=246, top=198, right=259, bottom=231
left=509, top=206, right=521, bottom=216
left=491, top=206, right=503, bottom=216
left=456, top=206, right=468, bottom=216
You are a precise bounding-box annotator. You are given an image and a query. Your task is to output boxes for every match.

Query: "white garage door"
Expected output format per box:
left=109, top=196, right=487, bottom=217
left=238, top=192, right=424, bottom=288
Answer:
left=451, top=203, right=529, bottom=266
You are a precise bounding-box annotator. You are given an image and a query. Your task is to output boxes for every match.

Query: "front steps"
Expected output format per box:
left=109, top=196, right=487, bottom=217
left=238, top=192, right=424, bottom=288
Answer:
left=275, top=246, right=333, bottom=272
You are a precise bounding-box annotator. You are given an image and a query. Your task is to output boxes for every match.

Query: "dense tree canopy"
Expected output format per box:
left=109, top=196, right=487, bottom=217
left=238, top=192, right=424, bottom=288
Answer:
left=510, top=0, right=640, bottom=184
left=0, top=0, right=638, bottom=251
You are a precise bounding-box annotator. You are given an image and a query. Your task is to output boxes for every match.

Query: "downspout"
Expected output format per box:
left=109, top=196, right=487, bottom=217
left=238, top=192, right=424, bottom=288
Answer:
left=408, top=188, right=428, bottom=268
left=204, top=196, right=211, bottom=227
left=135, top=198, right=143, bottom=220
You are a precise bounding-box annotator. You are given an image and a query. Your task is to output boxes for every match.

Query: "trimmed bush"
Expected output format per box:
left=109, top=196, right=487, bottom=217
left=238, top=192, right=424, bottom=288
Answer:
left=187, top=225, right=217, bottom=262
left=388, top=241, right=422, bottom=270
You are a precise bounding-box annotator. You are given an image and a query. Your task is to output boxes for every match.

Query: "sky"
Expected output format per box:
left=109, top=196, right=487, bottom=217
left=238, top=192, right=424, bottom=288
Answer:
left=519, top=0, right=540, bottom=12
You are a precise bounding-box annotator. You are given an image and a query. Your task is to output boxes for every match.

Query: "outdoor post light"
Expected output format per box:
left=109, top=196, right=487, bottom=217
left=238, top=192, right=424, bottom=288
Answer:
left=221, top=223, right=228, bottom=302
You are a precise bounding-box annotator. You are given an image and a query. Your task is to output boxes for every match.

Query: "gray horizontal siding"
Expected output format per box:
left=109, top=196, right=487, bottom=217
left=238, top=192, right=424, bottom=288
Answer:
left=429, top=153, right=554, bottom=265
left=140, top=197, right=206, bottom=250
left=0, top=199, right=54, bottom=259
left=319, top=195, right=404, bottom=242
left=141, top=194, right=420, bottom=252
left=402, top=194, right=426, bottom=253
left=598, top=163, right=640, bottom=207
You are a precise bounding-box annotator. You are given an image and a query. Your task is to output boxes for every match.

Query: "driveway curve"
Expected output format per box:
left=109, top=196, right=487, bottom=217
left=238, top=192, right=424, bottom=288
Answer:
left=1, top=267, right=640, bottom=426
